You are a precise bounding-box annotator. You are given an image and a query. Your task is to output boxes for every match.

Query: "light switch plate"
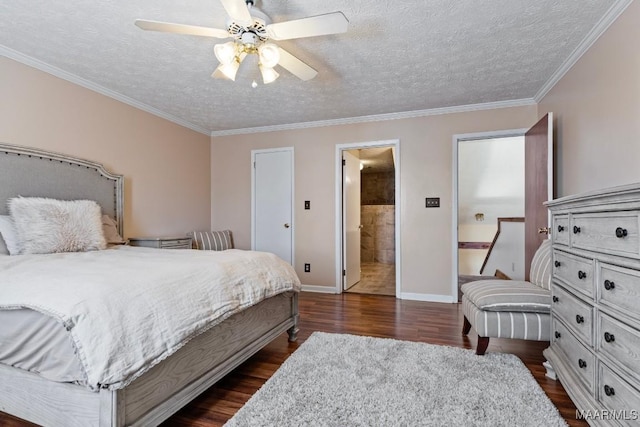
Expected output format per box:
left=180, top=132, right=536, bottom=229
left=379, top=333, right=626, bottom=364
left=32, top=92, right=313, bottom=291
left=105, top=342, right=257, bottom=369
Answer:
left=426, top=197, right=440, bottom=208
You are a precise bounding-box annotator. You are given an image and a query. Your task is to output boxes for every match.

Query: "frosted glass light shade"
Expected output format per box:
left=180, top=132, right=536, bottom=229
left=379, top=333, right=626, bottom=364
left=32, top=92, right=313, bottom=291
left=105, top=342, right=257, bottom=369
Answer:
left=216, top=61, right=240, bottom=81
left=258, top=43, right=280, bottom=68
left=259, top=65, right=279, bottom=84
left=214, top=42, right=237, bottom=65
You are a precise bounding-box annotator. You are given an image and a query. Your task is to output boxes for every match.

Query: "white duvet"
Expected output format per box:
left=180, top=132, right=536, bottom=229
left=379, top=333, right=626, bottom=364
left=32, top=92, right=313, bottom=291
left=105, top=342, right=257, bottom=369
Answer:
left=0, top=246, right=300, bottom=390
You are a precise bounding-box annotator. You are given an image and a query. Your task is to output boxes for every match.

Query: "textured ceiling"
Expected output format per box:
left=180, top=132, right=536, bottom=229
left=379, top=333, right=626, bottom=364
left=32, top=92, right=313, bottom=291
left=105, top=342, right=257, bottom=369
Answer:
left=0, top=1, right=621, bottom=134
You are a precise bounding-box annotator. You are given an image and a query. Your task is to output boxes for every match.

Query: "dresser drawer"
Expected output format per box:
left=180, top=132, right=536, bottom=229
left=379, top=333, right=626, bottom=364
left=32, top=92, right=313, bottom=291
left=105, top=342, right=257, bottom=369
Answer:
left=553, top=286, right=594, bottom=346
left=553, top=251, right=594, bottom=297
left=598, top=313, right=640, bottom=379
left=598, top=363, right=640, bottom=426
left=572, top=212, right=640, bottom=259
left=552, top=319, right=595, bottom=393
left=553, top=215, right=570, bottom=246
left=599, top=263, right=640, bottom=322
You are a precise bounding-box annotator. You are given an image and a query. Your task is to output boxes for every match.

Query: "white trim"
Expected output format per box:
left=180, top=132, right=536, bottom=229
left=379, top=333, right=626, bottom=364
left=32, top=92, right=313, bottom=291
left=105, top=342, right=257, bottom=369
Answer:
left=400, top=293, right=457, bottom=303
left=1, top=46, right=210, bottom=136
left=212, top=99, right=536, bottom=137
left=547, top=113, right=554, bottom=227
left=301, top=285, right=338, bottom=294
left=451, top=129, right=528, bottom=302
left=251, top=147, right=295, bottom=266
left=534, top=0, right=633, bottom=102
left=335, top=139, right=401, bottom=296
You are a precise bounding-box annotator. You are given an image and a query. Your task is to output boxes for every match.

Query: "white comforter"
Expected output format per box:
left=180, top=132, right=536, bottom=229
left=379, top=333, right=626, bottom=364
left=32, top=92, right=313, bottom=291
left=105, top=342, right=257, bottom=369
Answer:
left=0, top=246, right=300, bottom=390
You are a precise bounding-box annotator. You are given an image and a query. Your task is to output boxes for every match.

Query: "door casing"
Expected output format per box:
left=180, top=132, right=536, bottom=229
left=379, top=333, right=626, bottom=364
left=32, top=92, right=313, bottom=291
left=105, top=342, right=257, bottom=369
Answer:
left=335, top=139, right=401, bottom=296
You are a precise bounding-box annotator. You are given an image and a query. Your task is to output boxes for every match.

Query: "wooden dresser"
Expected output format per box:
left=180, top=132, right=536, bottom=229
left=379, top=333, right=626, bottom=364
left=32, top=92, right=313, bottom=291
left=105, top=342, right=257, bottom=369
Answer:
left=544, top=183, right=640, bottom=426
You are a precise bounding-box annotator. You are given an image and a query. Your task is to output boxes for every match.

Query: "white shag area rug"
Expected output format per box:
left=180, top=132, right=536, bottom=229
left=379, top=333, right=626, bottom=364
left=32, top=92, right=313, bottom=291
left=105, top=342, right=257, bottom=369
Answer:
left=225, top=332, right=567, bottom=427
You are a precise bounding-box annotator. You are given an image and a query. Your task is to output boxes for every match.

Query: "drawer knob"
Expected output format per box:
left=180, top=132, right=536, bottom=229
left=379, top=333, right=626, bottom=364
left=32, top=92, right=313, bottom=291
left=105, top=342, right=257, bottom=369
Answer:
left=573, top=225, right=581, bottom=234
left=604, top=280, right=616, bottom=291
left=576, top=315, right=585, bottom=324
left=552, top=296, right=559, bottom=303
left=555, top=331, right=561, bottom=339
left=615, top=227, right=628, bottom=238
left=578, top=270, right=587, bottom=280
left=557, top=225, right=565, bottom=233
left=578, top=359, right=587, bottom=369
left=554, top=260, right=561, bottom=268
left=604, top=385, right=616, bottom=396
left=604, top=332, right=616, bottom=343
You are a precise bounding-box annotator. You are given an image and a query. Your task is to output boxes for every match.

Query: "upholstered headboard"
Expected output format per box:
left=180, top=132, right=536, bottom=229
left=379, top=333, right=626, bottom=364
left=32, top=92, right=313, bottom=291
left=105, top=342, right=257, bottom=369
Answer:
left=0, top=143, right=124, bottom=235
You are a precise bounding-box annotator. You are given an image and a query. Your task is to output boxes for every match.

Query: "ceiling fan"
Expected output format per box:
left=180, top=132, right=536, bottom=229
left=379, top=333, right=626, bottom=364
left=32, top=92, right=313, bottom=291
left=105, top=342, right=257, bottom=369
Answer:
left=135, top=0, right=349, bottom=85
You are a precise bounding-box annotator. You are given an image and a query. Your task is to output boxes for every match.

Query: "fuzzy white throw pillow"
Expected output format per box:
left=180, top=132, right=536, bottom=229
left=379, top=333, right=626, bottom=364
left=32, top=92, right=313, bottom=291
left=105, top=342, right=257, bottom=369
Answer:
left=9, top=197, right=107, bottom=254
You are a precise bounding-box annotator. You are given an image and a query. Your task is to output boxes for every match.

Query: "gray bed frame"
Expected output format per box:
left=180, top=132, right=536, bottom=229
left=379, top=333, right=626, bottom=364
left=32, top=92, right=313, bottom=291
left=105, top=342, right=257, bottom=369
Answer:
left=0, top=143, right=299, bottom=426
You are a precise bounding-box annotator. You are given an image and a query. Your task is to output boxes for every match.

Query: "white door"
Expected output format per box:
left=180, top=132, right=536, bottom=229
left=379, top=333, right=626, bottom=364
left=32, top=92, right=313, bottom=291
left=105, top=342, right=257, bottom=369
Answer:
left=343, top=151, right=361, bottom=289
left=252, top=148, right=294, bottom=264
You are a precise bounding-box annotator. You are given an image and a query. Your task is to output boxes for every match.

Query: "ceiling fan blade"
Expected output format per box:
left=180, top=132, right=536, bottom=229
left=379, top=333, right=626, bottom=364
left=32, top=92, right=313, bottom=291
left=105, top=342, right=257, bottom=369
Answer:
left=219, top=0, right=253, bottom=26
left=277, top=48, right=317, bottom=81
left=267, top=12, right=349, bottom=41
left=135, top=20, right=230, bottom=39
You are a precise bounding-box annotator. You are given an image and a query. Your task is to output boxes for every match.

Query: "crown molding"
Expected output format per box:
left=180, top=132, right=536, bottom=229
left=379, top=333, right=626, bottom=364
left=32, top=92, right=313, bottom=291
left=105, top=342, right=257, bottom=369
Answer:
left=210, top=98, right=537, bottom=137
left=1, top=46, right=210, bottom=136
left=534, top=0, right=633, bottom=103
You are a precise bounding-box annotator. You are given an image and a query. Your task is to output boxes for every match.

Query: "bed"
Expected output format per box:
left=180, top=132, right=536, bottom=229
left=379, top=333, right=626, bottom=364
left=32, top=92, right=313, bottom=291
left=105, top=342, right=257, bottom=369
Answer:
left=0, top=143, right=300, bottom=427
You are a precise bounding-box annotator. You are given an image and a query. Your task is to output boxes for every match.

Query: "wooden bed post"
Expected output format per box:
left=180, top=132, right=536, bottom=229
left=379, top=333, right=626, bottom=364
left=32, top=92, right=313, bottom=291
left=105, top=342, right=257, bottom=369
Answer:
left=287, top=292, right=300, bottom=341
left=99, top=389, right=124, bottom=427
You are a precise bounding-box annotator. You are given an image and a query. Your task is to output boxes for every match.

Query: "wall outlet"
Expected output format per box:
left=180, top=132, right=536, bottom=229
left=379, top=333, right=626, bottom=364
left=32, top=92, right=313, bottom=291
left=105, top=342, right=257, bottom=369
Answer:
left=304, top=200, right=311, bottom=210
left=304, top=263, right=311, bottom=272
left=426, top=197, right=440, bottom=208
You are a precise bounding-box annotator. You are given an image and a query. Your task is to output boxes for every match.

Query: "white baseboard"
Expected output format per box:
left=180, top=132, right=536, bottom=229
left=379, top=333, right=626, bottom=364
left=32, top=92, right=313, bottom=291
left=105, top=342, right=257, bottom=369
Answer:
left=301, top=285, right=338, bottom=294
left=400, top=292, right=457, bottom=303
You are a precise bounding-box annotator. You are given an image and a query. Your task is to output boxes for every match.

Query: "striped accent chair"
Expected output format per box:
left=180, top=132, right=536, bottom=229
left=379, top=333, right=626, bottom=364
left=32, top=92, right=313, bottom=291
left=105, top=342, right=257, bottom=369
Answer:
left=461, top=239, right=552, bottom=355
left=187, top=230, right=234, bottom=251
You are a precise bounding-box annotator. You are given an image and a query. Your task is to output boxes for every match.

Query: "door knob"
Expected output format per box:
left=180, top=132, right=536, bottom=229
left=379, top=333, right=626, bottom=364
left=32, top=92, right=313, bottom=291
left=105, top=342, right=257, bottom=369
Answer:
left=538, top=227, right=550, bottom=234
left=284, top=223, right=290, bottom=228
left=358, top=224, right=363, bottom=230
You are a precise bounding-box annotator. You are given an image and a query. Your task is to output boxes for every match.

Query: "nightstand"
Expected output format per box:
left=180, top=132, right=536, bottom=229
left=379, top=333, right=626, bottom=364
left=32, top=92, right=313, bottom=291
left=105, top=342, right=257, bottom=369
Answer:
left=128, top=236, right=192, bottom=249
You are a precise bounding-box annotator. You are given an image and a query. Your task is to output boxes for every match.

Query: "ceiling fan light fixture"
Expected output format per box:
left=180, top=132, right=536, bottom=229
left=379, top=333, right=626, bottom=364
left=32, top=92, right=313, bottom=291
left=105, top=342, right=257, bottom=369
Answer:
left=214, top=41, right=237, bottom=65
left=259, top=64, right=279, bottom=84
left=216, top=61, right=240, bottom=81
left=258, top=43, right=280, bottom=68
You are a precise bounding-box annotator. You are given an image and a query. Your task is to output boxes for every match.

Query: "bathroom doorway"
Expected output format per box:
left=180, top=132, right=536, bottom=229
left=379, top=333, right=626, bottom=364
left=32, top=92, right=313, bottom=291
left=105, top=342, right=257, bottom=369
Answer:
left=342, top=145, right=397, bottom=296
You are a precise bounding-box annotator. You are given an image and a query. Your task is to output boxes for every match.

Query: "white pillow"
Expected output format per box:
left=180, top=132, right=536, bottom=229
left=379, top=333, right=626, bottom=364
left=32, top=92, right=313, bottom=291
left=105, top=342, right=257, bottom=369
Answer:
left=9, top=197, right=107, bottom=254
left=0, top=215, right=20, bottom=255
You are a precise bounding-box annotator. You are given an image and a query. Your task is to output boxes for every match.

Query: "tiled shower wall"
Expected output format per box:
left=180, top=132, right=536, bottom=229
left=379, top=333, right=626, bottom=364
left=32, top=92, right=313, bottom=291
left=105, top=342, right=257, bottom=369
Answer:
left=361, top=171, right=395, bottom=264
left=361, top=171, right=395, bottom=205
left=361, top=205, right=395, bottom=263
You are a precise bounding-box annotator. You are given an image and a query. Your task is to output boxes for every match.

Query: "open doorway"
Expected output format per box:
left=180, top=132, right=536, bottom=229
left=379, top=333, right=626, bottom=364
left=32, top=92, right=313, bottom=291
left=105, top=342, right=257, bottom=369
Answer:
left=336, top=140, right=400, bottom=297
left=452, top=117, right=554, bottom=301
left=456, top=135, right=525, bottom=300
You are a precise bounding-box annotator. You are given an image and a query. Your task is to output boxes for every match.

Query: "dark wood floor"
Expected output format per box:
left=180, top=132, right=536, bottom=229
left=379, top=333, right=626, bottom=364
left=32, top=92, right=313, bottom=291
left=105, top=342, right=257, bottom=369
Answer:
left=1, top=292, right=587, bottom=427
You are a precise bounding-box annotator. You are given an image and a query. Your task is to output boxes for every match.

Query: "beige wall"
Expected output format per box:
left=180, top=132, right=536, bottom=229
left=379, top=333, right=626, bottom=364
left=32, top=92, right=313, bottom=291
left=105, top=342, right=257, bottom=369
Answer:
left=538, top=1, right=640, bottom=196
left=211, top=105, right=537, bottom=297
left=1, top=58, right=211, bottom=237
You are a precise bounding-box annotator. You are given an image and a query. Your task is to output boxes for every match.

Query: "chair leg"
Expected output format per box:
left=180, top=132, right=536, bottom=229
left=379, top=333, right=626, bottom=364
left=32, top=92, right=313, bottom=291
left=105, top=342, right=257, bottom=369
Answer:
left=476, top=336, right=490, bottom=355
left=462, top=316, right=471, bottom=335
